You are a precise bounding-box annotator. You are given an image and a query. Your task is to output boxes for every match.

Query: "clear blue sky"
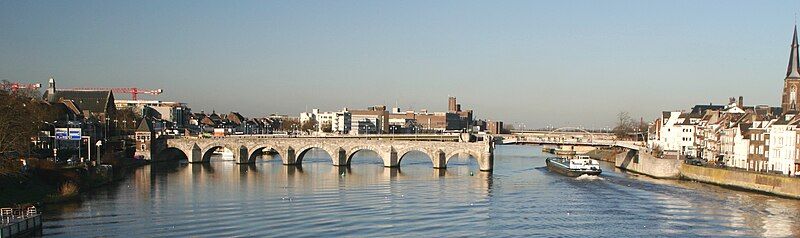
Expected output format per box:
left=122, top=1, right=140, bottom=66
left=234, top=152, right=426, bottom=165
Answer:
left=2, top=1, right=799, bottom=128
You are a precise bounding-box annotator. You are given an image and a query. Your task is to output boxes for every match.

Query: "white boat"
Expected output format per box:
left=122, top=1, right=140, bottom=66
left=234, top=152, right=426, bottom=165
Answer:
left=545, top=155, right=602, bottom=177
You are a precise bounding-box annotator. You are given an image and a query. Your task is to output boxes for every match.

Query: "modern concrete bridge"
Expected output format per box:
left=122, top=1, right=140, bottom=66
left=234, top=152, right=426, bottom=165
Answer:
left=156, top=135, right=496, bottom=171
left=502, top=132, right=645, bottom=151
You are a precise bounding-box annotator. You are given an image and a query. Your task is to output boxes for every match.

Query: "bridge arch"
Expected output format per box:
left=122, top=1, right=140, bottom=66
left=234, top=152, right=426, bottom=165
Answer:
left=445, top=149, right=481, bottom=165
left=157, top=147, right=188, bottom=161
left=346, top=145, right=384, bottom=165
left=397, top=147, right=435, bottom=166
left=201, top=143, right=236, bottom=162
left=296, top=145, right=346, bottom=166
left=247, top=146, right=283, bottom=162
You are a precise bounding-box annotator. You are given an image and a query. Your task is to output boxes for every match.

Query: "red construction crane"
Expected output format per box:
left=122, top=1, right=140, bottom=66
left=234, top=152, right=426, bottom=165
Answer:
left=0, top=81, right=42, bottom=93
left=71, top=87, right=164, bottom=100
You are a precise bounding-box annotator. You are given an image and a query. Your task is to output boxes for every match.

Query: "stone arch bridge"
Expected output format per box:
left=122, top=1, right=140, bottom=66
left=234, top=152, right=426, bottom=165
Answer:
left=158, top=136, right=495, bottom=171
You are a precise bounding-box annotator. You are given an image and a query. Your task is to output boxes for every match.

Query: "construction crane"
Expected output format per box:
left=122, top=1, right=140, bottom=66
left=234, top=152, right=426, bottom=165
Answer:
left=0, top=81, right=42, bottom=93
left=71, top=87, right=164, bottom=100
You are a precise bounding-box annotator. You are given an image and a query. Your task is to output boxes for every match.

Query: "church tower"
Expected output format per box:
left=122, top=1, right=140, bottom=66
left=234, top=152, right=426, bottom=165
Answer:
left=782, top=26, right=800, bottom=112
left=45, top=77, right=57, bottom=103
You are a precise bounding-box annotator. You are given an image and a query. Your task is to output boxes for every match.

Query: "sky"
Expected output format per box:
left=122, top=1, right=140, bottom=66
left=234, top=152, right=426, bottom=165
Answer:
left=2, top=1, right=800, bottom=129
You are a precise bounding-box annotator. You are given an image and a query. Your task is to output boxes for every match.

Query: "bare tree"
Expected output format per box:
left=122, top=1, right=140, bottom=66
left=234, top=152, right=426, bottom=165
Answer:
left=320, top=122, right=333, bottom=133
left=613, top=111, right=635, bottom=140
left=278, top=118, right=299, bottom=132
left=300, top=118, right=317, bottom=132
left=0, top=92, right=54, bottom=164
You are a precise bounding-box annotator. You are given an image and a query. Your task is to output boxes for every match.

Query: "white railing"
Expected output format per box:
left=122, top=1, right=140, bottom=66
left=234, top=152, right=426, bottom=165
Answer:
left=0, top=206, right=39, bottom=224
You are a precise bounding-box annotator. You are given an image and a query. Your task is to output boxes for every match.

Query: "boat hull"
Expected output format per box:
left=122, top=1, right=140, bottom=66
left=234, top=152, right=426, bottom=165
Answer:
left=545, top=158, right=602, bottom=177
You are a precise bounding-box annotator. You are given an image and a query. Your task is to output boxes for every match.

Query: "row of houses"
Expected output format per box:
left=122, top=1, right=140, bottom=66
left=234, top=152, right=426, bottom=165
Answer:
left=188, top=111, right=282, bottom=136
left=650, top=98, right=800, bottom=176
left=649, top=26, right=800, bottom=177
left=298, top=97, right=499, bottom=135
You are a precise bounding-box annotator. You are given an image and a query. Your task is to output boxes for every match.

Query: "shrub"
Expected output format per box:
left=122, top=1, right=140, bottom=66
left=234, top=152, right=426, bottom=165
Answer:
left=59, top=182, right=78, bottom=197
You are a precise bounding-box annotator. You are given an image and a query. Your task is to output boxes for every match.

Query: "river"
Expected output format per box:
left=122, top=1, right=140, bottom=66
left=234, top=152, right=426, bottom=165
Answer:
left=41, top=145, right=800, bottom=237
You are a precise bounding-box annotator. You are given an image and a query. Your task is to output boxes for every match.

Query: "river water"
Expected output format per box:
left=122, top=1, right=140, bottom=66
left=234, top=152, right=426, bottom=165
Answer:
left=42, top=145, right=800, bottom=237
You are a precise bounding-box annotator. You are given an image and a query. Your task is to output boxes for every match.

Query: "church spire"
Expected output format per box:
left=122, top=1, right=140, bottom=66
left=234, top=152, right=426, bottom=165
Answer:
left=787, top=25, right=800, bottom=78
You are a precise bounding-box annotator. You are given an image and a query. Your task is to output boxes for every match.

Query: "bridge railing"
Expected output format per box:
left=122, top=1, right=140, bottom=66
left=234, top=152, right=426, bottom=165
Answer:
left=169, top=133, right=471, bottom=142
left=511, top=136, right=644, bottom=148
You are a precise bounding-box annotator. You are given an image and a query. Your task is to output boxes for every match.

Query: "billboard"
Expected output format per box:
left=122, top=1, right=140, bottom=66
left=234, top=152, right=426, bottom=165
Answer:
left=55, top=128, right=69, bottom=140
left=68, top=128, right=81, bottom=141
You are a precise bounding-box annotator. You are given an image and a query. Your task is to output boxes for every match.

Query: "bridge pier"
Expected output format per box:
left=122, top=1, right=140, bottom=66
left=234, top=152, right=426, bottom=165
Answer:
left=432, top=150, right=447, bottom=169
left=188, top=144, right=202, bottom=163
left=381, top=148, right=399, bottom=167
left=478, top=152, right=493, bottom=172
left=331, top=148, right=348, bottom=166
left=281, top=147, right=298, bottom=165
left=235, top=146, right=249, bottom=164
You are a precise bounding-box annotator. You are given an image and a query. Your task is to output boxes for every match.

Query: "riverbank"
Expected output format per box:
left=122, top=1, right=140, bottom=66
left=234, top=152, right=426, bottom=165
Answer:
left=611, top=148, right=800, bottom=199
left=614, top=149, right=681, bottom=179
left=680, top=164, right=800, bottom=199
left=0, top=156, right=147, bottom=207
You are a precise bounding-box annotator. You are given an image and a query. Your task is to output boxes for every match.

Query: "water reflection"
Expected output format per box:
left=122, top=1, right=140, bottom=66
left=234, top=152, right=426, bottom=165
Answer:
left=41, top=145, right=800, bottom=237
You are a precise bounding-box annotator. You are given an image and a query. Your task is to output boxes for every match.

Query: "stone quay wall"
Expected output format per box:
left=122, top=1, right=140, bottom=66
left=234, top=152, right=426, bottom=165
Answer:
left=680, top=164, right=800, bottom=199
left=615, top=150, right=681, bottom=179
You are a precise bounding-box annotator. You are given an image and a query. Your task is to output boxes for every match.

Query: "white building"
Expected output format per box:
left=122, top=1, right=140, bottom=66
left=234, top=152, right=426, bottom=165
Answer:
left=767, top=114, right=798, bottom=175
left=300, top=108, right=351, bottom=134
left=654, top=111, right=698, bottom=156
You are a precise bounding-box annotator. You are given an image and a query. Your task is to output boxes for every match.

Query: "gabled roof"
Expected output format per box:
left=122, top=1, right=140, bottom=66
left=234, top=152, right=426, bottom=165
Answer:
left=691, top=104, right=725, bottom=114
left=60, top=100, right=83, bottom=116
left=226, top=112, right=245, bottom=125
left=44, top=89, right=114, bottom=115
left=136, top=119, right=153, bottom=132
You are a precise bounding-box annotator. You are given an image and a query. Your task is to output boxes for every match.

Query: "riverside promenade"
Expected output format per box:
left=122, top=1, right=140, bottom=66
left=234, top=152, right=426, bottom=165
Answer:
left=1, top=206, right=42, bottom=238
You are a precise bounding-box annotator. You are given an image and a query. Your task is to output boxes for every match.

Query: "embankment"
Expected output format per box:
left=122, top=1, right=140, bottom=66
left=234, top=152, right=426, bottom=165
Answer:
left=614, top=150, right=681, bottom=179
left=680, top=164, right=800, bottom=199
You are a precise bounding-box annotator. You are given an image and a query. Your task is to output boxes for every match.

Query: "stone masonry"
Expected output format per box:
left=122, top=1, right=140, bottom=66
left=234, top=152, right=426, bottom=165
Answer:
left=161, top=136, right=495, bottom=171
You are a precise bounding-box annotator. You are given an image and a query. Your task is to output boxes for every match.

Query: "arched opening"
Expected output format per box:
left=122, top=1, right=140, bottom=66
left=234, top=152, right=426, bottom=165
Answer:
left=347, top=149, right=383, bottom=166
left=446, top=151, right=480, bottom=173
left=248, top=147, right=283, bottom=163
left=157, top=147, right=188, bottom=161
left=296, top=147, right=333, bottom=165
left=399, top=150, right=433, bottom=167
left=202, top=146, right=234, bottom=162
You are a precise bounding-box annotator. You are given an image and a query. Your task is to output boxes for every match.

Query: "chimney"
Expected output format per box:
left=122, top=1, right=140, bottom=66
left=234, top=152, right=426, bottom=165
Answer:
left=729, top=97, right=736, bottom=105
left=738, top=96, right=744, bottom=108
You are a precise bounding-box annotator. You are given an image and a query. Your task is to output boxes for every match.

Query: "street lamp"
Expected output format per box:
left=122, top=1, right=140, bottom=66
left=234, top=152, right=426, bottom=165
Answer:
left=95, top=140, right=103, bottom=165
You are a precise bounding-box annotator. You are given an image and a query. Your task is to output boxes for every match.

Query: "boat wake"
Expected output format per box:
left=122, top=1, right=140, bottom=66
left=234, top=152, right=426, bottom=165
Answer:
left=575, top=174, right=604, bottom=181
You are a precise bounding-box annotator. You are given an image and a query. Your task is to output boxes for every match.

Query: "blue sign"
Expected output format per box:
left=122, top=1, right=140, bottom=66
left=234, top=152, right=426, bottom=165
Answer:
left=68, top=128, right=81, bottom=141
left=55, top=128, right=69, bottom=140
